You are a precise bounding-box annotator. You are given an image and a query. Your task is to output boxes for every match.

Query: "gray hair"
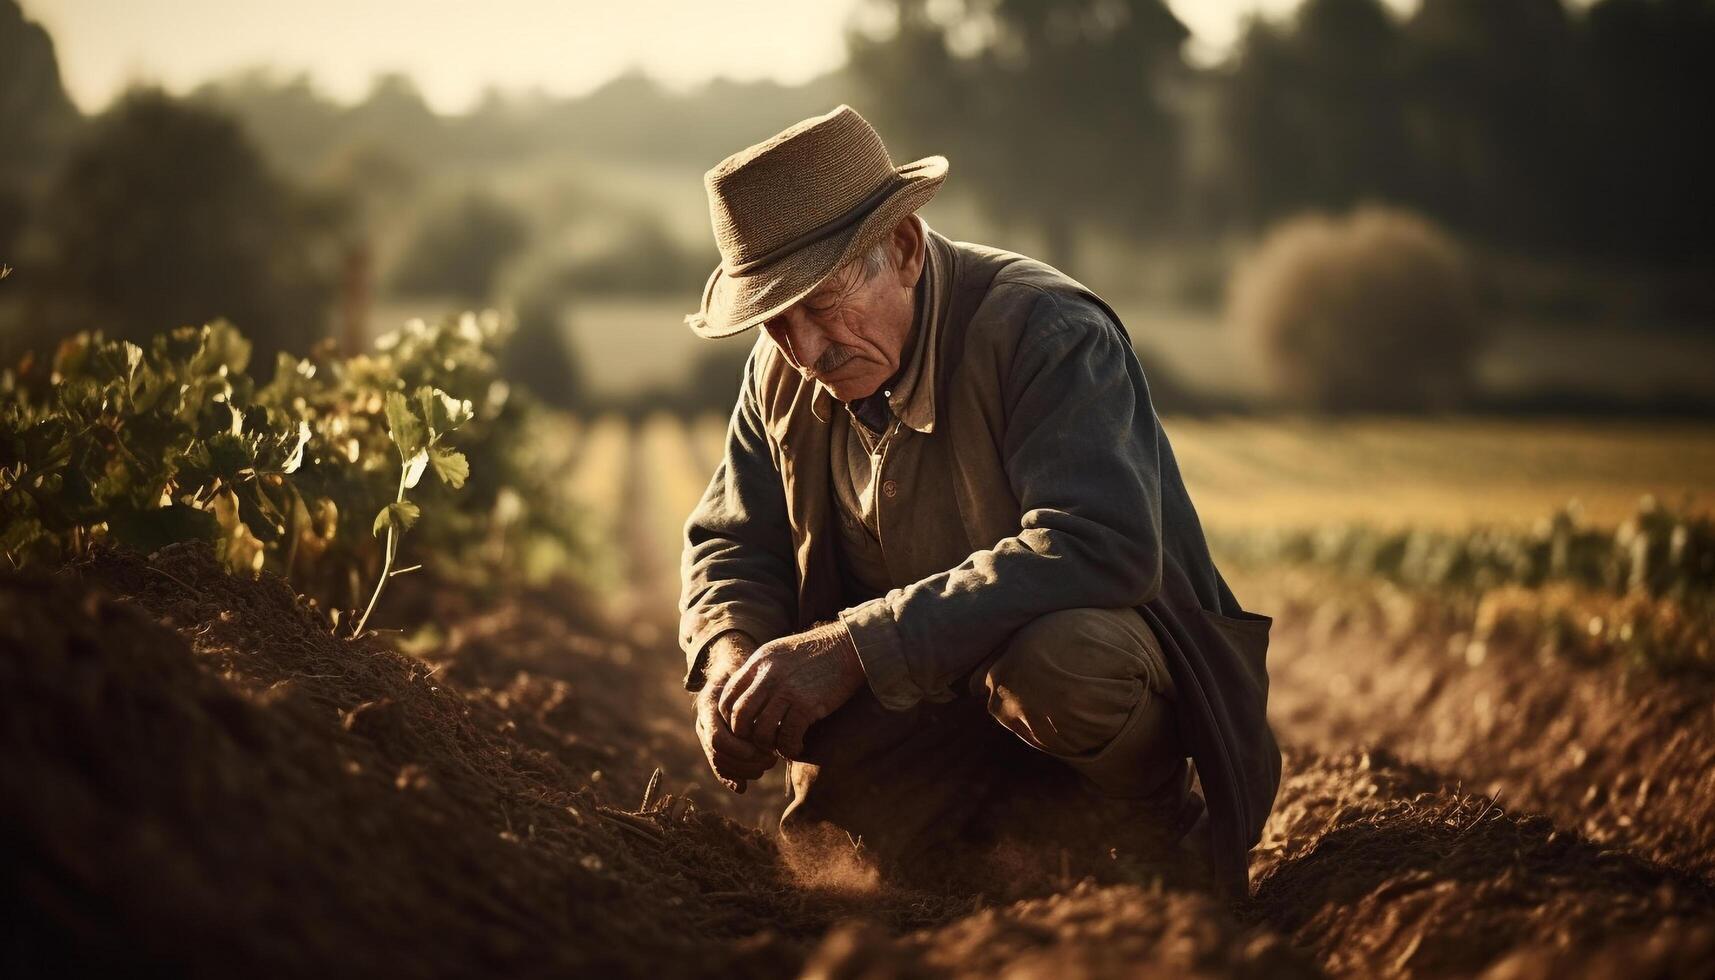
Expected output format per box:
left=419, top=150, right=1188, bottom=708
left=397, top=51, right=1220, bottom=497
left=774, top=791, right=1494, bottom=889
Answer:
left=857, top=237, right=894, bottom=280
left=827, top=221, right=911, bottom=294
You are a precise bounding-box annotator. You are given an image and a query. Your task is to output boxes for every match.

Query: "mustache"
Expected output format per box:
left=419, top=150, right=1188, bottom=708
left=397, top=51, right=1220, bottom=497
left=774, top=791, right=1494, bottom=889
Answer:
left=813, top=346, right=854, bottom=375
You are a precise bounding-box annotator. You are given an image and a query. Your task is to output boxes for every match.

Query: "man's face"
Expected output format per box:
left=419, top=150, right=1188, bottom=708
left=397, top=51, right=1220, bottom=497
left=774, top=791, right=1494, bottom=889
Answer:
left=762, top=217, right=924, bottom=403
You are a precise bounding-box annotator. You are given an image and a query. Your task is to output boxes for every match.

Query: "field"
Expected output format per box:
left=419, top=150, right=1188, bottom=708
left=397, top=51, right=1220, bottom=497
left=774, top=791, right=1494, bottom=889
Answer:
left=6, top=409, right=1715, bottom=976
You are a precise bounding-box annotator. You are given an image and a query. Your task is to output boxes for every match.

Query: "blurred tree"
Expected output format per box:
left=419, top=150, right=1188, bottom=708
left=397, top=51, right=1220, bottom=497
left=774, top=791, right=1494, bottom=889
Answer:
left=0, top=0, right=78, bottom=185
left=1403, top=0, right=1585, bottom=249
left=348, top=73, right=447, bottom=158
left=499, top=293, right=587, bottom=411
left=679, top=340, right=753, bottom=415
left=0, top=187, right=25, bottom=261
left=848, top=0, right=1190, bottom=267
left=556, top=213, right=713, bottom=298
left=390, top=192, right=529, bottom=301
left=1220, top=0, right=1414, bottom=225
left=315, top=141, right=421, bottom=226
left=190, top=70, right=346, bottom=179
left=1578, top=0, right=1715, bottom=263
left=24, top=90, right=343, bottom=364
left=1, top=0, right=79, bottom=268
left=612, top=338, right=752, bottom=418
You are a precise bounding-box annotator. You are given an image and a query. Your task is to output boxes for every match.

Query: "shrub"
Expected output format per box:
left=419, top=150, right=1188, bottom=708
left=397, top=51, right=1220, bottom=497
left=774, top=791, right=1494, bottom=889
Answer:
left=1, top=312, right=585, bottom=626
left=1228, top=206, right=1482, bottom=411
left=389, top=191, right=528, bottom=302
left=25, top=90, right=342, bottom=367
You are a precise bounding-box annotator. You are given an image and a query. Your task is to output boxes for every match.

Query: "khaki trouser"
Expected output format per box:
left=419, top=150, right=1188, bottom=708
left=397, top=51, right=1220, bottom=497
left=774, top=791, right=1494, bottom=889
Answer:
left=780, top=607, right=1188, bottom=875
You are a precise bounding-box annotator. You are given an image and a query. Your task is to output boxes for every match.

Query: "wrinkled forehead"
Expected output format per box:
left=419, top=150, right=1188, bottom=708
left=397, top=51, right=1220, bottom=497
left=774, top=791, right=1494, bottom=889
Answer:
left=798, top=257, right=868, bottom=310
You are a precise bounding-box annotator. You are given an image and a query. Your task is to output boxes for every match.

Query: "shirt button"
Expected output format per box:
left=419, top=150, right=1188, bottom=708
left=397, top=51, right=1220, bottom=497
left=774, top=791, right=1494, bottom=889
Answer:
left=882, top=479, right=898, bottom=498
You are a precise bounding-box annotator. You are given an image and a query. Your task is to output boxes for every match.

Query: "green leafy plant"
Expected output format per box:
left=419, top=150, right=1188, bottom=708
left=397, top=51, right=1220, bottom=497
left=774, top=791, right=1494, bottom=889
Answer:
left=355, top=387, right=471, bottom=636
left=1212, top=497, right=1715, bottom=600
left=3, top=312, right=585, bottom=630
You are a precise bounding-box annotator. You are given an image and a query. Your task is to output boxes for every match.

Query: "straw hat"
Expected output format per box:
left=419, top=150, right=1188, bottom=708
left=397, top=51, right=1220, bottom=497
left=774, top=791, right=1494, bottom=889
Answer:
left=684, top=105, right=947, bottom=339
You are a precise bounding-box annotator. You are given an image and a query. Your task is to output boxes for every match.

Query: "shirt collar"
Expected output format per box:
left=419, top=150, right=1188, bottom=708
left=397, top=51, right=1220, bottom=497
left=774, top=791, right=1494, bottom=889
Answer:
left=810, top=230, right=944, bottom=434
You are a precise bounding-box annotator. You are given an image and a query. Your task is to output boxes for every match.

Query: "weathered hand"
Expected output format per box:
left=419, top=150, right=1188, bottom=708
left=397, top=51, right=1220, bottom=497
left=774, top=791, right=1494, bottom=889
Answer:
left=693, top=632, right=777, bottom=794
left=717, top=620, right=867, bottom=760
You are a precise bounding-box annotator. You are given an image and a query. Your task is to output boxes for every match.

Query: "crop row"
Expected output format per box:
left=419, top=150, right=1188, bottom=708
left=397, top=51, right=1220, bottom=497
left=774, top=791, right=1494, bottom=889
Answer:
left=1211, top=496, right=1715, bottom=600
left=0, top=314, right=584, bottom=626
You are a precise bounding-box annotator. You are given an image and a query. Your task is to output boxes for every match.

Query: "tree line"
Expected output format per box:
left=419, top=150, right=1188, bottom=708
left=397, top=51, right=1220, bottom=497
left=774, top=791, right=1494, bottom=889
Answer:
left=849, top=0, right=1715, bottom=268
left=3, top=0, right=1711, bottom=384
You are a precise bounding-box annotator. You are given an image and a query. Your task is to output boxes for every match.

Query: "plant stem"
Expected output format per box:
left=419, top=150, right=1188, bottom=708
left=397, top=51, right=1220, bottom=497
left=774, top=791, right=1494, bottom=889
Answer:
left=353, top=462, right=407, bottom=637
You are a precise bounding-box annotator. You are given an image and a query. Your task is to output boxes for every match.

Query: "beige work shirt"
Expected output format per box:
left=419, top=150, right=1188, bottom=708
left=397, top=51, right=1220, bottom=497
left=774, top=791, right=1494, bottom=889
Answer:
left=827, top=242, right=945, bottom=606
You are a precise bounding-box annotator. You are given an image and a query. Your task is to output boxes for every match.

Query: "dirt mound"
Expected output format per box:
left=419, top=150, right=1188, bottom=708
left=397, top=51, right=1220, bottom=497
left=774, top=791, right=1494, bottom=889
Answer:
left=8, top=545, right=1223, bottom=978
left=1251, top=750, right=1715, bottom=977
left=408, top=586, right=737, bottom=825
left=800, top=882, right=1316, bottom=979
left=1248, top=568, right=1715, bottom=877
left=1480, top=920, right=1715, bottom=980
left=0, top=544, right=790, bottom=978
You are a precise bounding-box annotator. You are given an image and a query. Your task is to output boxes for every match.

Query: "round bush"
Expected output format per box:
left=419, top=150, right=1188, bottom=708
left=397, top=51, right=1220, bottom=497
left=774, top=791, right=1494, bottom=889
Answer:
left=1228, top=206, right=1483, bottom=411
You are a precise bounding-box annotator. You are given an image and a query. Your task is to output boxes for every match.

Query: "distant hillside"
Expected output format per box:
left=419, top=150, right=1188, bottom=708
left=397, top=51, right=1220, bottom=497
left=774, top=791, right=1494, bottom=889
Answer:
left=191, top=67, right=858, bottom=182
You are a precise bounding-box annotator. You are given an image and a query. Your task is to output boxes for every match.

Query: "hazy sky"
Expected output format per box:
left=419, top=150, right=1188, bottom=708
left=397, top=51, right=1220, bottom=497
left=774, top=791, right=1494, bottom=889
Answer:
left=25, top=0, right=1415, bottom=114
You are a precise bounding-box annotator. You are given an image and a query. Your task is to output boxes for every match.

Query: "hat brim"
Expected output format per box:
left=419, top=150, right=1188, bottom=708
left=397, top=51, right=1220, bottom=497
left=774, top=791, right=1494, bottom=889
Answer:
left=685, top=155, right=947, bottom=340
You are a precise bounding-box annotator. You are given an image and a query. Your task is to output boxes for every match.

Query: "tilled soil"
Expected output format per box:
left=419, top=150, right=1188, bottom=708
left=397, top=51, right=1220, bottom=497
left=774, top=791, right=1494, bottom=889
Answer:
left=4, top=546, right=1713, bottom=978
left=1252, top=566, right=1715, bottom=876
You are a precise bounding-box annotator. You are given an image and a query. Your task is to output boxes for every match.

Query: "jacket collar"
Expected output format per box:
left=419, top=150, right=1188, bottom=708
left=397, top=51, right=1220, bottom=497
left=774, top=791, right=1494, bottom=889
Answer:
left=809, top=226, right=952, bottom=434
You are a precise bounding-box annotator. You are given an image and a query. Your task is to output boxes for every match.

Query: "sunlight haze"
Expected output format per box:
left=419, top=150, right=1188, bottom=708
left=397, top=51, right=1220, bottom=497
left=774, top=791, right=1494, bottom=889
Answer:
left=24, top=0, right=1414, bottom=113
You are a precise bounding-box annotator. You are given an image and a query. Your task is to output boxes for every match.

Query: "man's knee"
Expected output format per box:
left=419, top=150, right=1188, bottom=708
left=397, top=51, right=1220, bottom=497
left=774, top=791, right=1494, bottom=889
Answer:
left=982, top=607, right=1170, bottom=759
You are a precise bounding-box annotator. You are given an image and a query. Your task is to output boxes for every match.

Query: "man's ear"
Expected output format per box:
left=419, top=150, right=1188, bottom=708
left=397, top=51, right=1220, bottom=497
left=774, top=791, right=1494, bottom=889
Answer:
left=893, top=214, right=927, bottom=288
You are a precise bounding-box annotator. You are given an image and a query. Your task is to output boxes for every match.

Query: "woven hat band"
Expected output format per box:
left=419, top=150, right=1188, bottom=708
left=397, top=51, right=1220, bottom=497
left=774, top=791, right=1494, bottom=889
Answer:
left=723, top=173, right=905, bottom=278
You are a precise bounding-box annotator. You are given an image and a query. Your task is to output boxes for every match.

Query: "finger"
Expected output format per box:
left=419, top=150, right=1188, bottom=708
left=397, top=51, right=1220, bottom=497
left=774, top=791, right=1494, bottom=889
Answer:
left=699, top=698, right=745, bottom=752
left=747, top=696, right=792, bottom=754
left=713, top=752, right=771, bottom=782
left=702, top=742, right=744, bottom=793
left=728, top=682, right=773, bottom=744
left=717, top=657, right=759, bottom=725
left=710, top=725, right=771, bottom=763
left=777, top=705, right=812, bottom=760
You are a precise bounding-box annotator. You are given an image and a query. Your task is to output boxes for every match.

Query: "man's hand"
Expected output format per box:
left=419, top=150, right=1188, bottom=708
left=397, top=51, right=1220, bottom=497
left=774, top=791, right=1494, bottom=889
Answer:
left=694, top=631, right=778, bottom=794
left=717, top=620, right=866, bottom=760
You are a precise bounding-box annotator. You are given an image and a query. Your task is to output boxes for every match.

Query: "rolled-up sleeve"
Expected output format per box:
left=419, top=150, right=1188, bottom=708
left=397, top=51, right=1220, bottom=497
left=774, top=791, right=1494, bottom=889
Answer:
left=678, top=345, right=797, bottom=691
left=838, top=291, right=1165, bottom=710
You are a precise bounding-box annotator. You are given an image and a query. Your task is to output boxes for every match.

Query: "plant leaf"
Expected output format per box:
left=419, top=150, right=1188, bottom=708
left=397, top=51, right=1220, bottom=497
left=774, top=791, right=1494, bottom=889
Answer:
left=0, top=517, right=47, bottom=559
left=191, top=320, right=252, bottom=377
left=203, top=431, right=256, bottom=479
left=427, top=446, right=469, bottom=489
left=281, top=420, right=310, bottom=474
left=384, top=391, right=426, bottom=458
left=417, top=385, right=473, bottom=436
left=372, top=499, right=421, bottom=537
left=402, top=447, right=428, bottom=490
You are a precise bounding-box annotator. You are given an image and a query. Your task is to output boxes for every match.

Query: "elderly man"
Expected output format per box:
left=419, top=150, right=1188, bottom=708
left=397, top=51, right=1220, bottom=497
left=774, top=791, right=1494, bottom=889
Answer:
left=679, top=106, right=1279, bottom=897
